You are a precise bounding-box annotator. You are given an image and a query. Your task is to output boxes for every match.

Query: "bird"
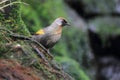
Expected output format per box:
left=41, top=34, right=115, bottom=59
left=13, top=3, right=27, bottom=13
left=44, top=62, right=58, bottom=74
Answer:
left=32, top=17, right=70, bottom=50
left=8, top=17, right=69, bottom=60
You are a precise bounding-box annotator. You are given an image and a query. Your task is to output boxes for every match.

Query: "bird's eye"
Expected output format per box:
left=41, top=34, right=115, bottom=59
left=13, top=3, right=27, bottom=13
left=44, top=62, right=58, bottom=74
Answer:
left=61, top=19, right=68, bottom=26
left=63, top=19, right=67, bottom=24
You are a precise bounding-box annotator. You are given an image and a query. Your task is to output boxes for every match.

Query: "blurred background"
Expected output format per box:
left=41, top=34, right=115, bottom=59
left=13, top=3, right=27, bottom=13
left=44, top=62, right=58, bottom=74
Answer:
left=21, top=0, right=120, bottom=80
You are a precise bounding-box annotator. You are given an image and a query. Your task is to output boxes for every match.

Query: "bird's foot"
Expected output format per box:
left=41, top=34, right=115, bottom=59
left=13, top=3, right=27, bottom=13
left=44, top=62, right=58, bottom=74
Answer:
left=46, top=49, right=54, bottom=60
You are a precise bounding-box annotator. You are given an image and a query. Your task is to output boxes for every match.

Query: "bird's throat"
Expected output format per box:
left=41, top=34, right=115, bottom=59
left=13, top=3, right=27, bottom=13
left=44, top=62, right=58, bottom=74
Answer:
left=54, top=26, right=62, bottom=35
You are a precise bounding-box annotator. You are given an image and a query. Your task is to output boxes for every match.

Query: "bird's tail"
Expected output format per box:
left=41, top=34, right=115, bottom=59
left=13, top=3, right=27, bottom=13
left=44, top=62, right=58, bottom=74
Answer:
left=9, top=34, right=31, bottom=40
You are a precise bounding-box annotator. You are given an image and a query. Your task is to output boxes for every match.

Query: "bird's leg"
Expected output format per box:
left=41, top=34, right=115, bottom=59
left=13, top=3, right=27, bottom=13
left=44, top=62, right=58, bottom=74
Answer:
left=45, top=49, right=54, bottom=60
left=31, top=44, right=48, bottom=62
left=47, top=49, right=50, bottom=54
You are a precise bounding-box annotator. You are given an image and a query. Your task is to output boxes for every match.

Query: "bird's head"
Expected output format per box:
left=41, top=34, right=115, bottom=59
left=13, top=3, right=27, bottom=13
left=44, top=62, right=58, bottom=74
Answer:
left=54, top=17, right=70, bottom=27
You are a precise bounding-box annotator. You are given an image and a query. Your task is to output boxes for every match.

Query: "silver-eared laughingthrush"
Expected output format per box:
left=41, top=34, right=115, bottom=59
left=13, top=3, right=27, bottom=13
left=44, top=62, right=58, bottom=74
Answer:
left=32, top=17, right=70, bottom=49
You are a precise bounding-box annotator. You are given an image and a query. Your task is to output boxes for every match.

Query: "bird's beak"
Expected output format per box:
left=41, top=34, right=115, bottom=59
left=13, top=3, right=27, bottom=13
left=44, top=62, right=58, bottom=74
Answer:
left=66, top=23, right=70, bottom=26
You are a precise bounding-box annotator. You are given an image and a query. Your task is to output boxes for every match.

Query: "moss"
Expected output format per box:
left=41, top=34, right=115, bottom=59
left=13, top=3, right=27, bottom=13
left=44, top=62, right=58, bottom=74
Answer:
left=0, top=0, right=30, bottom=39
left=0, top=0, right=30, bottom=57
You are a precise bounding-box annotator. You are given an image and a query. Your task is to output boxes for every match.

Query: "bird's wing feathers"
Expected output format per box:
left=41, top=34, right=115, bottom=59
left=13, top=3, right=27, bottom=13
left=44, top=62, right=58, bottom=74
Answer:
left=36, top=29, right=45, bottom=35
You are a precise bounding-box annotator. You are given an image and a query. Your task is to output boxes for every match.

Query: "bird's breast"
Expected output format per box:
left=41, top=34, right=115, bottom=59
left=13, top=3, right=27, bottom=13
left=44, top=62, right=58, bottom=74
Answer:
left=51, top=26, right=62, bottom=42
left=51, top=33, right=61, bottom=42
left=42, top=33, right=61, bottom=49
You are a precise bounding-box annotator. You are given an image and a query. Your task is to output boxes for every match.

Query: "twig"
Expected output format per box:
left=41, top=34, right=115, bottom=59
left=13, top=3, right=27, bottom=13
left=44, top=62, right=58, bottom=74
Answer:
left=0, top=1, right=29, bottom=10
left=0, top=0, right=9, bottom=4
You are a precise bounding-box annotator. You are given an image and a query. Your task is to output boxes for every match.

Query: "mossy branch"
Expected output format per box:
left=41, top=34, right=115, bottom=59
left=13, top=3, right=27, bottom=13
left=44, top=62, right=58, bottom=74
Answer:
left=0, top=28, right=53, bottom=60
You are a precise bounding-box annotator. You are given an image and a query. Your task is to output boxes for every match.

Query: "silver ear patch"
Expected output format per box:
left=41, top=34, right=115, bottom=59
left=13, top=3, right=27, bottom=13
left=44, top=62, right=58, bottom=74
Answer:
left=56, top=19, right=62, bottom=26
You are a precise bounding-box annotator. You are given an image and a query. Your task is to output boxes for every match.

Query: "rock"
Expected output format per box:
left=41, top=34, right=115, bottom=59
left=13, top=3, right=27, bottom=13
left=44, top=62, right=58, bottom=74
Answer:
left=88, top=17, right=120, bottom=80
